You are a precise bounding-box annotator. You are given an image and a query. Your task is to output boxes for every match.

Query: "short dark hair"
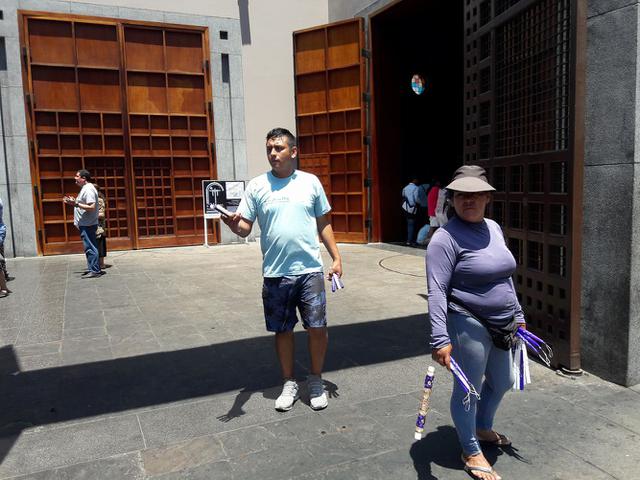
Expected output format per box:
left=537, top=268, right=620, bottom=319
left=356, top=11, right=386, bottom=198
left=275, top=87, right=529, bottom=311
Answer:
left=77, top=169, right=92, bottom=182
left=266, top=128, right=296, bottom=149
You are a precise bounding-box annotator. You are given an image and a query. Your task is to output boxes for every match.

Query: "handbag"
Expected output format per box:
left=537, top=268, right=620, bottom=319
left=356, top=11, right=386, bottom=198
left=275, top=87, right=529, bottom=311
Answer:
left=402, top=199, right=417, bottom=215
left=416, top=224, right=430, bottom=244
left=448, top=296, right=519, bottom=351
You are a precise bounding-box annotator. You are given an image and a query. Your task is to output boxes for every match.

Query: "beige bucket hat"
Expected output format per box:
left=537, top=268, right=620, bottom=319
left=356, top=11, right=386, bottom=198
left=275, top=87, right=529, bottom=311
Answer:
left=446, top=165, right=496, bottom=192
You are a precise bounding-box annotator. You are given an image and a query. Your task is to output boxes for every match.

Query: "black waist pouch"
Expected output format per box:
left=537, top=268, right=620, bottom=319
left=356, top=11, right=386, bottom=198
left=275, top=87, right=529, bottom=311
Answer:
left=448, top=297, right=519, bottom=351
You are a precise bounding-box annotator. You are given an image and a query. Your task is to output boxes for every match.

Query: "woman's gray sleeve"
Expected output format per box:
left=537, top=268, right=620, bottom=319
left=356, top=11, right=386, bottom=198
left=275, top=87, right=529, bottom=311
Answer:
left=426, top=231, right=458, bottom=349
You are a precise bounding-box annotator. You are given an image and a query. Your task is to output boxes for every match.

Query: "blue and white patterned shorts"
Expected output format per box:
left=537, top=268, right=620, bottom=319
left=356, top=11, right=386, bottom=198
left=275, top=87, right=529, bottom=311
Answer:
left=262, top=272, right=327, bottom=332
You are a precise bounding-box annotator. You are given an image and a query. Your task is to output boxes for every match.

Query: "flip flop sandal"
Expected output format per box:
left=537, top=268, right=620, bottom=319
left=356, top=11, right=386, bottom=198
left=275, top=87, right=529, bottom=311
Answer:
left=479, top=431, right=512, bottom=447
left=463, top=463, right=499, bottom=480
left=461, top=454, right=500, bottom=480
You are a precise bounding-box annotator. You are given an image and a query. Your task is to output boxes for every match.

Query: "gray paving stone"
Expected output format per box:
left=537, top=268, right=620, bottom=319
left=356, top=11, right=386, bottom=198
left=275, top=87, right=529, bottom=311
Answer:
left=137, top=400, right=229, bottom=448
left=217, top=423, right=298, bottom=458
left=14, top=342, right=61, bottom=357
left=0, top=416, right=145, bottom=477
left=63, top=315, right=106, bottom=330
left=62, top=336, right=110, bottom=353
left=229, top=443, right=323, bottom=479
left=15, top=326, right=64, bottom=346
left=141, top=435, right=226, bottom=477
left=156, top=334, right=210, bottom=350
left=267, top=411, right=335, bottom=443
left=110, top=341, right=162, bottom=359
left=151, top=459, right=234, bottom=480
left=293, top=458, right=387, bottom=480
left=16, top=352, right=62, bottom=372
left=504, top=389, right=640, bottom=478
left=62, top=327, right=107, bottom=340
left=11, top=452, right=145, bottom=480
left=301, top=431, right=369, bottom=467
left=0, top=328, right=19, bottom=345
left=102, top=307, right=143, bottom=326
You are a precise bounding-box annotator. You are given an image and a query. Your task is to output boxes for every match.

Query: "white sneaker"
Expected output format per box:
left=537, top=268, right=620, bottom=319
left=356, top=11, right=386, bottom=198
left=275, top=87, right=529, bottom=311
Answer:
left=308, top=375, right=328, bottom=410
left=275, top=379, right=299, bottom=411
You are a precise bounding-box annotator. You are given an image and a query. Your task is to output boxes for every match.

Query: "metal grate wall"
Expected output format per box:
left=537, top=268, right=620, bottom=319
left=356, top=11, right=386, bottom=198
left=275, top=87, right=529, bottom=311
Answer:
left=494, top=0, right=570, bottom=156
left=463, top=0, right=580, bottom=369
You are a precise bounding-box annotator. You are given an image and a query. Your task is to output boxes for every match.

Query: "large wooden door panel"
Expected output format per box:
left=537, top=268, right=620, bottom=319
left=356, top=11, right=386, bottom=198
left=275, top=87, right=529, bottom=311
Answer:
left=21, top=12, right=218, bottom=254
left=123, top=23, right=214, bottom=248
left=294, top=19, right=368, bottom=243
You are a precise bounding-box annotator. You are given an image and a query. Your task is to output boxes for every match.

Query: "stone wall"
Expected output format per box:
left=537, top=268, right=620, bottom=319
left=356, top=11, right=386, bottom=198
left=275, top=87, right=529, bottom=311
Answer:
left=582, top=0, right=640, bottom=386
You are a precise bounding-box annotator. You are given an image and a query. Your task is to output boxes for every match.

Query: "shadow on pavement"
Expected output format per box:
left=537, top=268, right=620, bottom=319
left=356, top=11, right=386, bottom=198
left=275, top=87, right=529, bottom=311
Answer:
left=0, top=313, right=429, bottom=463
left=410, top=425, right=530, bottom=479
left=410, top=425, right=462, bottom=479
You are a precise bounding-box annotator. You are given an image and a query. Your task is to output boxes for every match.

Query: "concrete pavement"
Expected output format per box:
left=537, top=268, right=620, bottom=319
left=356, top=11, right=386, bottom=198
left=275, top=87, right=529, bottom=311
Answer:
left=0, top=242, right=638, bottom=479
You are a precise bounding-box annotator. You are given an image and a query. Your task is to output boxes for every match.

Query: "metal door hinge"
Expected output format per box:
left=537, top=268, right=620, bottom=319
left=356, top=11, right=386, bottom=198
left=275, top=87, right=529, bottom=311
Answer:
left=364, top=177, right=372, bottom=187
left=363, top=135, right=371, bottom=145
left=365, top=219, right=371, bottom=228
left=25, top=93, right=35, bottom=108
left=362, top=92, right=371, bottom=103
left=361, top=48, right=370, bottom=59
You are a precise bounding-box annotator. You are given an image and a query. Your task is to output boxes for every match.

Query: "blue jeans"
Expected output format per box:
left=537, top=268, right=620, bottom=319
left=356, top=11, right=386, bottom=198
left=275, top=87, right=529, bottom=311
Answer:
left=405, top=214, right=417, bottom=244
left=448, top=311, right=514, bottom=456
left=79, top=225, right=101, bottom=273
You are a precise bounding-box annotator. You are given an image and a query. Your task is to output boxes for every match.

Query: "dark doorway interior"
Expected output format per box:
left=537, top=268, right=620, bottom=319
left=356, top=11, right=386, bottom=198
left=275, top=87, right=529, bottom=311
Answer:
left=371, top=0, right=463, bottom=242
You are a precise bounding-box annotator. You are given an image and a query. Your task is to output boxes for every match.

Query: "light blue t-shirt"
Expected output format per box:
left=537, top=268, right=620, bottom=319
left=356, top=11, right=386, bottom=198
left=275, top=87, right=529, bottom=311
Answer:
left=238, top=170, right=331, bottom=277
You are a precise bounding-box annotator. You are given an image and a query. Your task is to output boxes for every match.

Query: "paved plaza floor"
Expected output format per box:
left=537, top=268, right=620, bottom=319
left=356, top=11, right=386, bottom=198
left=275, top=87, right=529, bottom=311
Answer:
left=0, top=242, right=638, bottom=479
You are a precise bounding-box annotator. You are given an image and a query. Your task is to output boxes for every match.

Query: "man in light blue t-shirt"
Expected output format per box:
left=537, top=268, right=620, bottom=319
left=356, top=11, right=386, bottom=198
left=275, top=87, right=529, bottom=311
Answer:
left=221, top=128, right=343, bottom=412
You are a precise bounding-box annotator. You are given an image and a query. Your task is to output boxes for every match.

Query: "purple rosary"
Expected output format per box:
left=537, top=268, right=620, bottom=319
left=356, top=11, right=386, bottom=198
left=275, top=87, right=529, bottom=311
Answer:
left=512, top=327, right=553, bottom=390
left=331, top=273, right=344, bottom=293
left=449, top=357, right=481, bottom=411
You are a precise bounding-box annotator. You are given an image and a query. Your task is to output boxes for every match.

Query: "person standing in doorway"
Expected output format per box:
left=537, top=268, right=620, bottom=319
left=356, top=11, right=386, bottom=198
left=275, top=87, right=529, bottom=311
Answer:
left=96, top=186, right=108, bottom=270
left=425, top=179, right=442, bottom=243
left=220, top=127, right=343, bottom=412
left=416, top=180, right=430, bottom=232
left=402, top=175, right=420, bottom=246
left=63, top=170, right=102, bottom=278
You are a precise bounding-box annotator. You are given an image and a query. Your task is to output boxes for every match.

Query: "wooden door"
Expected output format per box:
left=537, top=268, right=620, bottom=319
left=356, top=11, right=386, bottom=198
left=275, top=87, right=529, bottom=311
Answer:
left=20, top=12, right=217, bottom=254
left=22, top=16, right=133, bottom=254
left=293, top=19, right=368, bottom=243
left=463, top=0, right=583, bottom=369
left=123, top=25, right=215, bottom=248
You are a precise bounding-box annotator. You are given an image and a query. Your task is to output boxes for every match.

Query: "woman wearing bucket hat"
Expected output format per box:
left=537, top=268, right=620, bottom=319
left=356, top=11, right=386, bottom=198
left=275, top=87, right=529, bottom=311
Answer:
left=426, top=165, right=525, bottom=480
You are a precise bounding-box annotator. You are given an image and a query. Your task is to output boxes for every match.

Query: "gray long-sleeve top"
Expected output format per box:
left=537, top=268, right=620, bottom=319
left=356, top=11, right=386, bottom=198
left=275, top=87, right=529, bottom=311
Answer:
left=426, top=216, right=525, bottom=349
